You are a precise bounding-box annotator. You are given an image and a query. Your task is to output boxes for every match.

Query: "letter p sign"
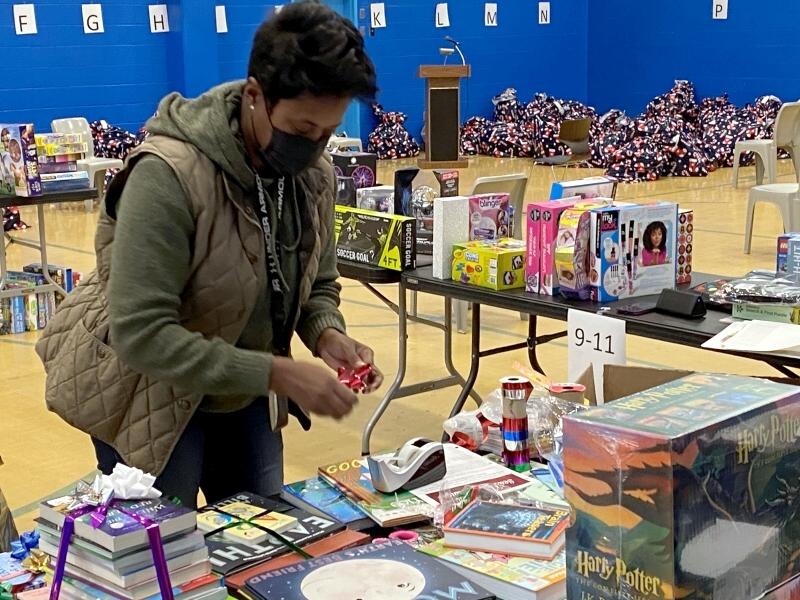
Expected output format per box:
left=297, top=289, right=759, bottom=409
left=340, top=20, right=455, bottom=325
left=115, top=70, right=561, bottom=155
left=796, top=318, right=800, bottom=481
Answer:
left=713, top=0, right=728, bottom=19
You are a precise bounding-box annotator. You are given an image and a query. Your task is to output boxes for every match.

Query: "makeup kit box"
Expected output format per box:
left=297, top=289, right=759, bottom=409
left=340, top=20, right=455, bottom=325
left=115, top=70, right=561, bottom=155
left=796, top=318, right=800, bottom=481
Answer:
left=334, top=205, right=416, bottom=271
left=0, top=124, right=42, bottom=197
left=394, top=167, right=460, bottom=254
left=550, top=176, right=617, bottom=201
left=452, top=238, right=526, bottom=291
left=677, top=208, right=694, bottom=285
left=526, top=197, right=583, bottom=295
left=588, top=202, right=678, bottom=302
left=330, top=151, right=377, bottom=189
left=554, top=202, right=608, bottom=300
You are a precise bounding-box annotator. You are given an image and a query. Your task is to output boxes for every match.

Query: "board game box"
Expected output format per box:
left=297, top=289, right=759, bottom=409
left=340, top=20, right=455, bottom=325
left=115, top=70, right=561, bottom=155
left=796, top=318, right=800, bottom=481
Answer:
left=334, top=206, right=416, bottom=271
left=564, top=373, right=800, bottom=600
left=0, top=124, right=41, bottom=196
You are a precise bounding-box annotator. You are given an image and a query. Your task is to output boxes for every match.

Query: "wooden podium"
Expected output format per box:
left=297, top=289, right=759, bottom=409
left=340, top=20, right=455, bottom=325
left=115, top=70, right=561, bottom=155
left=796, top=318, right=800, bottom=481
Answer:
left=419, top=65, right=471, bottom=169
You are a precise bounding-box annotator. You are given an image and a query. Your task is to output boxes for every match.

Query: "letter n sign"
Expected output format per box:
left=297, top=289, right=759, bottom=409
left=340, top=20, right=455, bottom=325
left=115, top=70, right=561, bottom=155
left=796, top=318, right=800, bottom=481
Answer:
left=538, top=2, right=550, bottom=25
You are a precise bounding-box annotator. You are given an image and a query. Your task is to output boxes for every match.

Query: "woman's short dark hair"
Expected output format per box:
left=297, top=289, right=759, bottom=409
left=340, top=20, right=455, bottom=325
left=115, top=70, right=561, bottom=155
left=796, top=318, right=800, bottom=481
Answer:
left=248, top=0, right=377, bottom=105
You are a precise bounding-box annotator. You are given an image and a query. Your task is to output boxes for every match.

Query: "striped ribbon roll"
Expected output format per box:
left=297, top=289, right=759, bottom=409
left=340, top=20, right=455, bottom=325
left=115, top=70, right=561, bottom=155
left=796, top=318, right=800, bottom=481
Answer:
left=500, top=376, right=533, bottom=473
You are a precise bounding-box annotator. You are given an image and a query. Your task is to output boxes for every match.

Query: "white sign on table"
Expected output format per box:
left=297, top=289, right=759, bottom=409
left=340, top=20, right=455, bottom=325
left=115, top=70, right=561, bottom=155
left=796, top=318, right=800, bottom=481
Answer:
left=567, top=309, right=626, bottom=405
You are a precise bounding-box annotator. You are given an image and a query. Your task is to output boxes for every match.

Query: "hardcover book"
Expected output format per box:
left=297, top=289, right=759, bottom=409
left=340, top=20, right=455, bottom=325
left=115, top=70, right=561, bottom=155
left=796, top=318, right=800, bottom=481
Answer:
left=244, top=540, right=496, bottom=600
left=281, top=477, right=373, bottom=530
left=564, top=373, right=800, bottom=600
left=200, top=492, right=344, bottom=576
left=420, top=538, right=566, bottom=600
left=318, top=457, right=433, bottom=527
left=443, top=500, right=569, bottom=560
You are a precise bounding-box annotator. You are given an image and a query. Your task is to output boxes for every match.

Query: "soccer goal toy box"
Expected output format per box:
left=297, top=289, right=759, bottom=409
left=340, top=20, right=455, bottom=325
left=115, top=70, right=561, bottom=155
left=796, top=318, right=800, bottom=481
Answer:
left=563, top=372, right=800, bottom=600
left=334, top=205, right=416, bottom=271
left=550, top=175, right=617, bottom=201
left=394, top=167, right=460, bottom=255
left=588, top=202, right=678, bottom=302
left=331, top=151, right=378, bottom=189
left=0, top=124, right=41, bottom=197
left=452, top=238, right=526, bottom=291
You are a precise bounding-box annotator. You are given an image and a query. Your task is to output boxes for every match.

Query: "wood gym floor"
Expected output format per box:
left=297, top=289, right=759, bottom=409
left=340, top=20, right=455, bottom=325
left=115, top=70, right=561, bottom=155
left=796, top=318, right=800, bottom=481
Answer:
left=0, top=156, right=793, bottom=531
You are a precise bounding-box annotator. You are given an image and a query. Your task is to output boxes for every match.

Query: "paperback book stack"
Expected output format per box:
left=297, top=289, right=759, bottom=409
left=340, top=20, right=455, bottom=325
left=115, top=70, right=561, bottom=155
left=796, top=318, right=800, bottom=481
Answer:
left=0, top=271, right=57, bottom=335
left=36, top=483, right=225, bottom=600
left=35, top=133, right=90, bottom=193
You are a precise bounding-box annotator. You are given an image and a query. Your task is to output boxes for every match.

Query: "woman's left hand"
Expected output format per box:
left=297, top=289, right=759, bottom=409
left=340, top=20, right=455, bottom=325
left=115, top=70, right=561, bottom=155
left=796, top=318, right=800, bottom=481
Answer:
left=316, top=329, right=384, bottom=393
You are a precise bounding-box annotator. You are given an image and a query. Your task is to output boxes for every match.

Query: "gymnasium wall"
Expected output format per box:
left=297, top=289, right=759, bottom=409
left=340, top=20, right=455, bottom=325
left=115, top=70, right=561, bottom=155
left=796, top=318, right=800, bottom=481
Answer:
left=356, top=0, right=589, bottom=141
left=587, top=0, right=800, bottom=115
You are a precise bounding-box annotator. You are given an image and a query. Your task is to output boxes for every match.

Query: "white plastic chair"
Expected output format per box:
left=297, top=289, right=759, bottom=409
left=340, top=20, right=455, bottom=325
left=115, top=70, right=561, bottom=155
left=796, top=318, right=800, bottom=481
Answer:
left=733, top=101, right=800, bottom=188
left=327, top=135, right=363, bottom=153
left=453, top=174, right=530, bottom=332
left=51, top=118, right=124, bottom=211
left=744, top=103, right=800, bottom=254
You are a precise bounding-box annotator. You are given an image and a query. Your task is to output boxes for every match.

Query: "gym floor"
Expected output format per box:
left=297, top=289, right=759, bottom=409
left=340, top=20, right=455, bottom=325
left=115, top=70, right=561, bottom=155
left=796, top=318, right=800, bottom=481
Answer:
left=0, top=156, right=791, bottom=532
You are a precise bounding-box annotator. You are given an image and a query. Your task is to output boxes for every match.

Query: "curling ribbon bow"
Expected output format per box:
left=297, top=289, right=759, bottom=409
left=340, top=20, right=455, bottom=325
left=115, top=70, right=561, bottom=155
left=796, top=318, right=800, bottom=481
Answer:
left=1, top=582, right=13, bottom=600
left=337, top=364, right=374, bottom=393
left=10, top=531, right=40, bottom=560
left=21, top=550, right=50, bottom=575
left=50, top=465, right=172, bottom=600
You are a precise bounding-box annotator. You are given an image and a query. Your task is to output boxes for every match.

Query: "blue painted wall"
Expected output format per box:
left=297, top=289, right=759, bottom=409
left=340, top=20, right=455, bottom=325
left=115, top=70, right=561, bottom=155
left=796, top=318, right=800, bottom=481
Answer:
left=356, top=0, right=589, bottom=141
left=587, top=0, right=800, bottom=115
left=0, top=0, right=172, bottom=133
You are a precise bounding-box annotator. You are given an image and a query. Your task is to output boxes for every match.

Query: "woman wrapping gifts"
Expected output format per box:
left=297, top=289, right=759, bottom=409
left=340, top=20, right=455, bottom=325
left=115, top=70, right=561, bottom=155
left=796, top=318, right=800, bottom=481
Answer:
left=35, top=0, right=383, bottom=508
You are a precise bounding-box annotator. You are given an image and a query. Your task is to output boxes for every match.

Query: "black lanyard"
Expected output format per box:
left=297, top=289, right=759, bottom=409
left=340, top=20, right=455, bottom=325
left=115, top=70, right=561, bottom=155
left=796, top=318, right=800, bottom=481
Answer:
left=254, top=175, right=293, bottom=356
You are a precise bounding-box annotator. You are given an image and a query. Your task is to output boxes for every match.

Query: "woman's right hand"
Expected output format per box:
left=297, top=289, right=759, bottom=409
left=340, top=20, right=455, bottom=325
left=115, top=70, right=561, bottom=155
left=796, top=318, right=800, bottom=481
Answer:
left=271, top=357, right=358, bottom=419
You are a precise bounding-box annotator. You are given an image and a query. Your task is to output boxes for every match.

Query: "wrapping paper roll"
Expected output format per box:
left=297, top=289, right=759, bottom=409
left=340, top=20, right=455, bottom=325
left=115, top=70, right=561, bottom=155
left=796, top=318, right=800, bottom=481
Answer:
left=500, top=376, right=533, bottom=472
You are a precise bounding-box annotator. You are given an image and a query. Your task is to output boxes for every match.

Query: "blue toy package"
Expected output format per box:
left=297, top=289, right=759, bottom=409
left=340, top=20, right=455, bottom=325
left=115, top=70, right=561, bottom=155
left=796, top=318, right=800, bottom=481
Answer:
left=0, top=124, right=42, bottom=197
left=589, top=202, right=678, bottom=302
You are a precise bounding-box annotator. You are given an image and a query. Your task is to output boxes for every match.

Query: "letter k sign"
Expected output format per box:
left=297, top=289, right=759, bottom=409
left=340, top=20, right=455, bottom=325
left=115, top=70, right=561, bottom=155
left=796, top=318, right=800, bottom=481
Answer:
left=370, top=3, right=386, bottom=28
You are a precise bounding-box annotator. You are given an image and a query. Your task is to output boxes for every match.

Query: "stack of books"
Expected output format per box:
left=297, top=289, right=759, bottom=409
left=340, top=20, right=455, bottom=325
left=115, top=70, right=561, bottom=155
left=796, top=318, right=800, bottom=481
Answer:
left=0, top=271, right=56, bottom=334
left=35, top=133, right=90, bottom=193
left=36, top=493, right=225, bottom=600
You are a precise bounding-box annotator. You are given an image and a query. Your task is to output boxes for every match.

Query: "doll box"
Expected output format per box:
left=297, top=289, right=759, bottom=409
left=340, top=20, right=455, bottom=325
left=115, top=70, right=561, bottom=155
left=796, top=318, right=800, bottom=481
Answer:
left=0, top=124, right=41, bottom=197
left=564, top=372, right=800, bottom=600
left=334, top=206, right=416, bottom=271
left=452, top=238, right=526, bottom=291
left=330, top=151, right=378, bottom=189
left=588, top=202, right=678, bottom=302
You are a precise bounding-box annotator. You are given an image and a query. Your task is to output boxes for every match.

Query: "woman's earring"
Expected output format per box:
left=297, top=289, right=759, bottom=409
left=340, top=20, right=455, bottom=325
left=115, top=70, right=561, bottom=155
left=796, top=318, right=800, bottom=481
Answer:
left=250, top=105, right=255, bottom=111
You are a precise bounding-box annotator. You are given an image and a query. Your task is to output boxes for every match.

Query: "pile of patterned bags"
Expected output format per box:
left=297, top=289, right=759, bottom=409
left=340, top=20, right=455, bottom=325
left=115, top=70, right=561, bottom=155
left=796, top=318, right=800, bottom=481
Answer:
left=367, top=104, right=420, bottom=159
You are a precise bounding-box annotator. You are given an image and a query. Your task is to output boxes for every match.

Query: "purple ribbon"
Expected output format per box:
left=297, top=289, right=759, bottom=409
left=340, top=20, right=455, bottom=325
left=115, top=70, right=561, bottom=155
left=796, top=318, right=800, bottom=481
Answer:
left=49, top=503, right=174, bottom=600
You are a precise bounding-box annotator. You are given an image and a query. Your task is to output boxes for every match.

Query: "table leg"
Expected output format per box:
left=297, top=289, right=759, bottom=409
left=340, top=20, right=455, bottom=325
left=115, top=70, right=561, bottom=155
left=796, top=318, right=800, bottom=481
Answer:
left=443, top=296, right=482, bottom=406
left=37, top=204, right=67, bottom=296
left=528, top=315, right=546, bottom=375
left=0, top=229, right=7, bottom=290
left=362, top=279, right=408, bottom=456
left=445, top=303, right=481, bottom=421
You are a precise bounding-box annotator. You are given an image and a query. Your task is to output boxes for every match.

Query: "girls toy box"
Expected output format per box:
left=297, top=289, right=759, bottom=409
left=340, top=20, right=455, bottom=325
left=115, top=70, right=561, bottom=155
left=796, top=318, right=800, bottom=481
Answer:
left=0, top=124, right=41, bottom=197
left=588, top=202, right=678, bottom=302
left=677, top=208, right=694, bottom=285
left=526, top=197, right=583, bottom=295
left=452, top=238, right=526, bottom=291
left=550, top=176, right=617, bottom=201
left=564, top=372, right=800, bottom=600
left=468, top=193, right=512, bottom=240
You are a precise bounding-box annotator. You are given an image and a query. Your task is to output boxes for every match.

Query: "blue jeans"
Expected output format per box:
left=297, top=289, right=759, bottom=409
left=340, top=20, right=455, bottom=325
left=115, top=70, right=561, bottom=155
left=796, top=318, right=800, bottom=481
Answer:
left=92, top=398, right=283, bottom=509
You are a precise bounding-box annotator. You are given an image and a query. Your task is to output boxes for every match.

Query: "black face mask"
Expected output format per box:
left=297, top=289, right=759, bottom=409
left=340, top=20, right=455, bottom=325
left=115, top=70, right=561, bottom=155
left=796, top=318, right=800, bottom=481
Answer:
left=258, top=127, right=327, bottom=177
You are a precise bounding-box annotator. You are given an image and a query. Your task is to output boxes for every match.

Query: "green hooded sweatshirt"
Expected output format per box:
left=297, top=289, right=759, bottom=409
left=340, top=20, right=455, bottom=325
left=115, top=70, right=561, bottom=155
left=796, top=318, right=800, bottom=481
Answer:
left=107, top=81, right=346, bottom=412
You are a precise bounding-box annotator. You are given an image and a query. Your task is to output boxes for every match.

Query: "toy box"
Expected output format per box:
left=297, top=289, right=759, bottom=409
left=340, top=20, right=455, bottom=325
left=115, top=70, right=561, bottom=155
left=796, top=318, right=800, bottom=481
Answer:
left=394, top=168, right=460, bottom=255
left=525, top=204, right=542, bottom=293
left=554, top=203, right=606, bottom=300
left=335, top=176, right=356, bottom=207
left=676, top=208, right=694, bottom=285
left=779, top=234, right=800, bottom=277
left=331, top=151, right=377, bottom=189
left=588, top=202, right=678, bottom=302
left=550, top=176, right=616, bottom=201
left=526, top=198, right=583, bottom=295
left=334, top=206, right=416, bottom=271
left=432, top=196, right=469, bottom=280
left=452, top=238, right=526, bottom=290
left=468, top=193, right=512, bottom=241
left=564, top=372, right=800, bottom=600
left=0, top=124, right=41, bottom=197
left=356, top=186, right=394, bottom=213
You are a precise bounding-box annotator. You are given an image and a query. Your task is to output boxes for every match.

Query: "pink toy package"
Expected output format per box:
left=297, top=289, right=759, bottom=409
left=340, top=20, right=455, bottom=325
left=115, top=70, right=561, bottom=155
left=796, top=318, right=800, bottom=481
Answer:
left=537, top=197, right=581, bottom=295
left=468, top=193, right=511, bottom=240
left=525, top=204, right=541, bottom=293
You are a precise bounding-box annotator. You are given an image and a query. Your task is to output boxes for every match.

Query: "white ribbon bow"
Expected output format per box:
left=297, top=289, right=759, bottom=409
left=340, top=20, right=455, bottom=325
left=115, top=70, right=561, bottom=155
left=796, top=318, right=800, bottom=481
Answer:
left=101, top=464, right=162, bottom=500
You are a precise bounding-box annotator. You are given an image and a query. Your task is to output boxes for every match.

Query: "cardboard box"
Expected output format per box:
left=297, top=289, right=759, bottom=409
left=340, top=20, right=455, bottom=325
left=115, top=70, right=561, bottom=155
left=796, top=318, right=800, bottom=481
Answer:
left=732, top=302, right=800, bottom=325
left=334, top=206, right=416, bottom=271
left=451, top=238, right=525, bottom=290
left=550, top=176, right=617, bottom=201
left=588, top=202, right=678, bottom=302
left=394, top=168, right=460, bottom=255
left=676, top=208, right=694, bottom=285
left=331, top=151, right=377, bottom=189
left=335, top=176, right=356, bottom=207
left=525, top=204, right=542, bottom=293
left=432, top=196, right=469, bottom=280
left=0, top=124, right=41, bottom=197
left=564, top=369, right=800, bottom=600
left=356, top=186, right=394, bottom=213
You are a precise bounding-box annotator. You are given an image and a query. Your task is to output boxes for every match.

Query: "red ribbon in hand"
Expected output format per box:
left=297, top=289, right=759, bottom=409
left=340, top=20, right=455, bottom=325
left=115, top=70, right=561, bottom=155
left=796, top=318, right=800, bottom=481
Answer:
left=338, top=364, right=374, bottom=393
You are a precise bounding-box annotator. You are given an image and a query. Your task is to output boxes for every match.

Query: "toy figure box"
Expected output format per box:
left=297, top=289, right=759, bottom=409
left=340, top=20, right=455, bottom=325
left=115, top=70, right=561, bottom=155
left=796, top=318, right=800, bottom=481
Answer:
left=526, top=197, right=582, bottom=295
left=335, top=176, right=356, bottom=207
left=0, top=124, right=41, bottom=197
left=564, top=372, right=800, bottom=600
left=554, top=202, right=607, bottom=300
left=677, top=208, right=694, bottom=285
left=334, top=205, right=416, bottom=271
left=452, top=238, right=525, bottom=290
left=394, top=167, right=460, bottom=255
left=778, top=233, right=800, bottom=277
left=331, top=151, right=377, bottom=189
left=588, top=202, right=678, bottom=302
left=550, top=176, right=617, bottom=201
left=356, top=186, right=394, bottom=213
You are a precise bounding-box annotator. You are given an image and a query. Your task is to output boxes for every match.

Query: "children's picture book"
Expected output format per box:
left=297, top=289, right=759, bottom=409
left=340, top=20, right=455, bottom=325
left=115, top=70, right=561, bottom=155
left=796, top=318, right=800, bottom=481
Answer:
left=421, top=538, right=566, bottom=600
left=39, top=494, right=196, bottom=553
left=200, top=492, right=344, bottom=576
left=245, top=540, right=496, bottom=600
left=281, top=477, right=373, bottom=531
left=444, top=500, right=569, bottom=560
left=317, top=457, right=433, bottom=527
